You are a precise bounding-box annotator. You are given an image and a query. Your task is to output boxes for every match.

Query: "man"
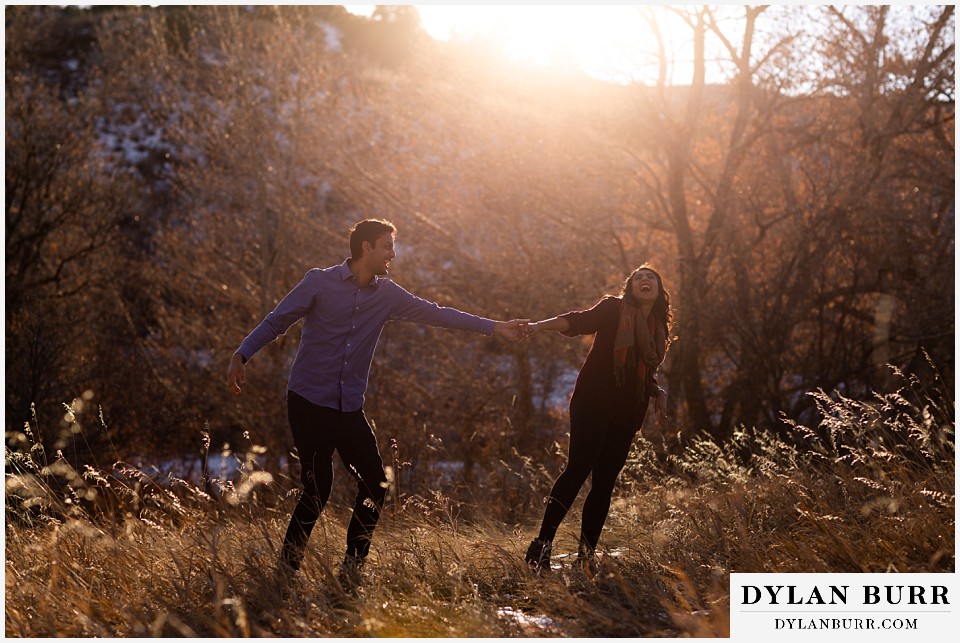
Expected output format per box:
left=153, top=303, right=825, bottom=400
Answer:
left=226, top=219, right=525, bottom=585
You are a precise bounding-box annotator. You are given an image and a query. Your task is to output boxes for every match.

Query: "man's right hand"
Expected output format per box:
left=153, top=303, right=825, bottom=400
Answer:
left=493, top=319, right=530, bottom=341
left=227, top=353, right=246, bottom=394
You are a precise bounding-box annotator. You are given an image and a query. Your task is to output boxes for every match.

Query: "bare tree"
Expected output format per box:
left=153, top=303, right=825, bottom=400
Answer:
left=5, top=8, right=138, bottom=434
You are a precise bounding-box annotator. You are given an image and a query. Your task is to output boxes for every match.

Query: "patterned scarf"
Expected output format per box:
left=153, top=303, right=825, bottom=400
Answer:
left=613, top=297, right=666, bottom=401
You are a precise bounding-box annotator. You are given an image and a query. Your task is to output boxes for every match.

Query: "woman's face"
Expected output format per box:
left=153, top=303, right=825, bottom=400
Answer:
left=630, top=269, right=661, bottom=304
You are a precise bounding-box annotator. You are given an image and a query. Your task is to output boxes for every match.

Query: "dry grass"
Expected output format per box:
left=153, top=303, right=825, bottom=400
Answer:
left=5, top=368, right=953, bottom=637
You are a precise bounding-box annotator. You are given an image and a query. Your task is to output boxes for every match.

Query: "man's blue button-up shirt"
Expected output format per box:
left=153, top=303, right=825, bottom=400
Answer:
left=237, top=260, right=496, bottom=412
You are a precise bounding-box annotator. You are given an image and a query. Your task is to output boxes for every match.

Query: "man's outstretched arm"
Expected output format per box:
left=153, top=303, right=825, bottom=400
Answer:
left=388, top=281, right=526, bottom=338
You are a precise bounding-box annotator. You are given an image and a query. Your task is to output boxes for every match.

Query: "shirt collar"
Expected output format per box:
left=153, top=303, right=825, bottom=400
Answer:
left=339, top=258, right=380, bottom=288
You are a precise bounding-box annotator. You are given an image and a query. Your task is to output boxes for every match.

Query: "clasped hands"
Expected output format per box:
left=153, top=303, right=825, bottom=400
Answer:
left=493, top=319, right=543, bottom=342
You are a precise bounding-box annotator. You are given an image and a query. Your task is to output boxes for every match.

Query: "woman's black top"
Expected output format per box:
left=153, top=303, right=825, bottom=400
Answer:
left=559, top=295, right=655, bottom=430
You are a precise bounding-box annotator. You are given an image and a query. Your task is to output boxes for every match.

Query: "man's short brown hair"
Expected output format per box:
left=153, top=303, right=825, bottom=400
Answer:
left=349, top=219, right=396, bottom=260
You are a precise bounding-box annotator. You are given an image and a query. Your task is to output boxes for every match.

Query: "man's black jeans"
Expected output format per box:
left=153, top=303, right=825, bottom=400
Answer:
left=280, top=391, right=388, bottom=571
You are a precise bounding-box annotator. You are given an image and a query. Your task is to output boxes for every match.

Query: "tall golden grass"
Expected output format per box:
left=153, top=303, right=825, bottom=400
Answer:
left=5, top=366, right=953, bottom=637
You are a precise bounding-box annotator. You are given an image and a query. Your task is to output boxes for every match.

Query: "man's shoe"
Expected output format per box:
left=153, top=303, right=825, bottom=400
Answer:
left=524, top=538, right=552, bottom=572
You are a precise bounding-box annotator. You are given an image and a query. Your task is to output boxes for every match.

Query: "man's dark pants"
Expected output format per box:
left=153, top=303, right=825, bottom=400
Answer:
left=280, top=391, right=388, bottom=571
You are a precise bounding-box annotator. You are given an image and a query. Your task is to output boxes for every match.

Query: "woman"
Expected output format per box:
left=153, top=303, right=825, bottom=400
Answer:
left=522, top=264, right=673, bottom=572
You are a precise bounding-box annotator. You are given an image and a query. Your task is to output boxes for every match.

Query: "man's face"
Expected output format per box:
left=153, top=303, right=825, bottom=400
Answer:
left=366, top=233, right=396, bottom=275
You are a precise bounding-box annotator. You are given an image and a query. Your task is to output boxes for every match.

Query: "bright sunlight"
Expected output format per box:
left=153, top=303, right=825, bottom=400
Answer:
left=346, top=4, right=700, bottom=84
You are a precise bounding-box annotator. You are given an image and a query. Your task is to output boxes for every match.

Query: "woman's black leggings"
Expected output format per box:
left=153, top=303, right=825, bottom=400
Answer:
left=280, top=391, right=388, bottom=570
left=536, top=395, right=641, bottom=552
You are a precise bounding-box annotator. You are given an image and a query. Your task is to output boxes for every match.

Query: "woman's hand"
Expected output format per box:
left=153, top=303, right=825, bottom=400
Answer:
left=519, top=317, right=569, bottom=341
left=493, top=319, right=530, bottom=341
left=519, top=320, right=540, bottom=341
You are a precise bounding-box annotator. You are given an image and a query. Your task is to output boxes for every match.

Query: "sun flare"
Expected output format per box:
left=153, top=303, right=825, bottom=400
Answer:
left=419, top=5, right=663, bottom=82
left=347, top=4, right=697, bottom=84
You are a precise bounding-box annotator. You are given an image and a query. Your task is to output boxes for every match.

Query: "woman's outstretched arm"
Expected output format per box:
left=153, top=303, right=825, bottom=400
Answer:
left=522, top=316, right=570, bottom=338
